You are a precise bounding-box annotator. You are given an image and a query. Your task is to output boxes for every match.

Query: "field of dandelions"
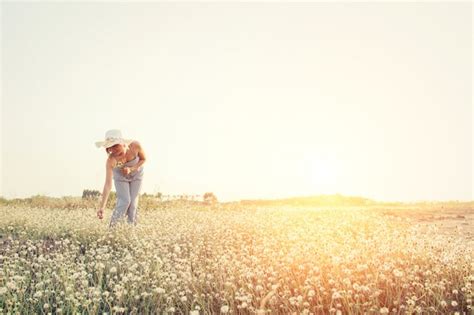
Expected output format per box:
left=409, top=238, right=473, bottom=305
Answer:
left=0, top=201, right=473, bottom=315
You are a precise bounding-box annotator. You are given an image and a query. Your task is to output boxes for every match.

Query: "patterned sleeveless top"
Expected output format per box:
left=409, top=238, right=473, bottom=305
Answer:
left=113, top=155, right=144, bottom=181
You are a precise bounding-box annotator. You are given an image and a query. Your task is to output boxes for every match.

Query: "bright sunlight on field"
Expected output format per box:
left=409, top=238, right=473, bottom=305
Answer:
left=0, top=202, right=473, bottom=314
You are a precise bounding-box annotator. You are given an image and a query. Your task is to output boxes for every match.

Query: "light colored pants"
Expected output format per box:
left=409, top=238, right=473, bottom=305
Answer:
left=109, top=166, right=144, bottom=228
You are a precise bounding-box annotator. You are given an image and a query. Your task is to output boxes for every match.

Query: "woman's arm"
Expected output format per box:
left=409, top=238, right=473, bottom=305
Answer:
left=97, top=158, right=114, bottom=218
left=130, top=141, right=146, bottom=171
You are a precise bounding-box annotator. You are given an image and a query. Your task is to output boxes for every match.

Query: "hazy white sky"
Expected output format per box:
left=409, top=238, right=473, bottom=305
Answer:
left=1, top=2, right=472, bottom=202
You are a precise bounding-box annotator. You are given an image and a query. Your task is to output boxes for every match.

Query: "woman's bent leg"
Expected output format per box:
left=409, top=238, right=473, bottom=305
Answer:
left=127, top=178, right=143, bottom=225
left=109, top=180, right=131, bottom=228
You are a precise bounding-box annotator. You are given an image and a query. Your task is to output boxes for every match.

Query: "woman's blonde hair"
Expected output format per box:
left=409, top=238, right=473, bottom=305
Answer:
left=106, top=143, right=129, bottom=155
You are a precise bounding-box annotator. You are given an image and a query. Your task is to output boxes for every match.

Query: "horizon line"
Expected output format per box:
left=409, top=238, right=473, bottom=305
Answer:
left=1, top=193, right=473, bottom=204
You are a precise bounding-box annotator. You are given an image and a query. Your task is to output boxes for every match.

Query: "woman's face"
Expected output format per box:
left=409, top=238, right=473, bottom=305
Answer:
left=107, top=144, right=125, bottom=156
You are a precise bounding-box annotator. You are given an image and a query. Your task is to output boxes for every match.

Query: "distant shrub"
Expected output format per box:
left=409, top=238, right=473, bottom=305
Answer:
left=203, top=192, right=218, bottom=205
left=82, top=189, right=101, bottom=199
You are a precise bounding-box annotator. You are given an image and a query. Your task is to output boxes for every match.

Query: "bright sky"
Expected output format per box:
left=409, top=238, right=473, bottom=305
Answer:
left=1, top=2, right=472, bottom=202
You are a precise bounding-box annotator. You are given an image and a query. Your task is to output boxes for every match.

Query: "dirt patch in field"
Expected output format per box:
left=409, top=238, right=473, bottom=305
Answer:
left=380, top=205, right=474, bottom=249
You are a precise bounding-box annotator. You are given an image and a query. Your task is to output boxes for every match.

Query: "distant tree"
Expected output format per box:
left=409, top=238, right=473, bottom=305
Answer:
left=203, top=192, right=218, bottom=205
left=82, top=189, right=101, bottom=199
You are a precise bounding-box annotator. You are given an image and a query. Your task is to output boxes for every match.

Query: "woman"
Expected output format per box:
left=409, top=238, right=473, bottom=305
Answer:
left=95, top=129, right=146, bottom=227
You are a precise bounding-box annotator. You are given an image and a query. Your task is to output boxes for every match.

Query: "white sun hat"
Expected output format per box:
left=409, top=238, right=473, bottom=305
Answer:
left=95, top=129, right=133, bottom=148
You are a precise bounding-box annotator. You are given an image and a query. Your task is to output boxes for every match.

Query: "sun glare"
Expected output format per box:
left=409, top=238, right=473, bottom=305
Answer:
left=308, top=157, right=338, bottom=193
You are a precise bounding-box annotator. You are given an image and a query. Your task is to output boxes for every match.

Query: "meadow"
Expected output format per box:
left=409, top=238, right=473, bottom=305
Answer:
left=0, top=197, right=472, bottom=314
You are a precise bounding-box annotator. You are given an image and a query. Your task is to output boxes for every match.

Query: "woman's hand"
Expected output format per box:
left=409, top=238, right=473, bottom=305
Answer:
left=121, top=167, right=134, bottom=176
left=97, top=208, right=104, bottom=220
